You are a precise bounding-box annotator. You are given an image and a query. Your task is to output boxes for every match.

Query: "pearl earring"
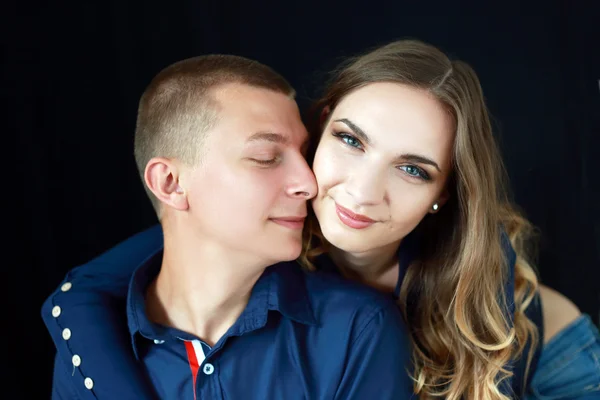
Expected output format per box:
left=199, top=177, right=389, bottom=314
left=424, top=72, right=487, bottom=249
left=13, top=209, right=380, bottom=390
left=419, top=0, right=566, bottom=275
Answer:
left=432, top=203, right=439, bottom=211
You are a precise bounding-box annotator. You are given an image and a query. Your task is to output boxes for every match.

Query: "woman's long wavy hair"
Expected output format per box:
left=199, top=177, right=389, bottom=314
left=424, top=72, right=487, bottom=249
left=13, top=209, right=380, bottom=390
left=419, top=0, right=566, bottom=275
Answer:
left=300, top=40, right=539, bottom=399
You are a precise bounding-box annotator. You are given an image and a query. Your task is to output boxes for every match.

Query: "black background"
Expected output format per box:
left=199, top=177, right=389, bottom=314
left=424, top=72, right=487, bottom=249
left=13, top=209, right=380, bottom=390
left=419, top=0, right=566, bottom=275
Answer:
left=5, top=1, right=599, bottom=397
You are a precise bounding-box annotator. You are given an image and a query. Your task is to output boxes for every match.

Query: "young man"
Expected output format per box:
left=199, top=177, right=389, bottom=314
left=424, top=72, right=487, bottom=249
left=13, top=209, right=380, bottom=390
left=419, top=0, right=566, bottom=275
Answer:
left=43, top=55, right=413, bottom=399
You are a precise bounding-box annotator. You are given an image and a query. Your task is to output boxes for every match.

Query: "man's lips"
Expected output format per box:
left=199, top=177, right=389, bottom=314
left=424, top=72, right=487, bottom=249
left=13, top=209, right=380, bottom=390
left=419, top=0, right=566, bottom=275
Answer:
left=335, top=203, right=376, bottom=229
left=270, top=216, right=306, bottom=230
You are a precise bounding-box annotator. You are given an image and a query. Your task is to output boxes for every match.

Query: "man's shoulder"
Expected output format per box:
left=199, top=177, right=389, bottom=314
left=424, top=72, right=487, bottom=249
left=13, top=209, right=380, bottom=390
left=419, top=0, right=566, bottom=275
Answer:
left=40, top=259, right=132, bottom=360
left=73, top=224, right=164, bottom=284
left=280, top=262, right=402, bottom=326
left=43, top=225, right=163, bottom=308
left=307, top=267, right=393, bottom=301
left=40, top=226, right=164, bottom=384
left=42, top=231, right=161, bottom=399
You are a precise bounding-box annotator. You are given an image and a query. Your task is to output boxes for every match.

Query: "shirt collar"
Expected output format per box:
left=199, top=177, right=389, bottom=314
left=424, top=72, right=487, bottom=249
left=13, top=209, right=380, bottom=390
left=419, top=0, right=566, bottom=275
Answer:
left=222, top=262, right=317, bottom=339
left=266, top=262, right=317, bottom=325
left=126, top=247, right=164, bottom=359
left=126, top=252, right=317, bottom=360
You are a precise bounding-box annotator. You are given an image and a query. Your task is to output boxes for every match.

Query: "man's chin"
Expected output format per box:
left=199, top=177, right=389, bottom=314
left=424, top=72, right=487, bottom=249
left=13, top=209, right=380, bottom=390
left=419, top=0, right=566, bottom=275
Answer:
left=260, top=237, right=303, bottom=265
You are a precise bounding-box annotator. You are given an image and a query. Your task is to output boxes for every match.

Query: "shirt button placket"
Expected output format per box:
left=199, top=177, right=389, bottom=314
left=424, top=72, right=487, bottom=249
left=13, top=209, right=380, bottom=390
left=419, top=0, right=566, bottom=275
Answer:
left=198, top=360, right=221, bottom=399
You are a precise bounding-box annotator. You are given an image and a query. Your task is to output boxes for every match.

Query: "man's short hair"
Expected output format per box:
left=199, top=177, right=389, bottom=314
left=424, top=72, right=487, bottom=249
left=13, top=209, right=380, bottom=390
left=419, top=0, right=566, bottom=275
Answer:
left=134, top=55, right=296, bottom=214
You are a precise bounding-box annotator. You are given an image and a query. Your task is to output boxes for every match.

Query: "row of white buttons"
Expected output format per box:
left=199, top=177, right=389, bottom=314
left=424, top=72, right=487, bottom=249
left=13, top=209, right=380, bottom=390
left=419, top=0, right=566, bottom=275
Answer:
left=54, top=281, right=95, bottom=390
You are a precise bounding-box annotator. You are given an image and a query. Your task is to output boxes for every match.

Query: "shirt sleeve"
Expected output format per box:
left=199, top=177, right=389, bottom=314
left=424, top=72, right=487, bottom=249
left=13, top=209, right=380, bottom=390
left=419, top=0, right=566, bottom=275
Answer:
left=334, top=303, right=416, bottom=400
left=67, top=224, right=164, bottom=297
left=42, top=225, right=164, bottom=400
left=52, top=354, right=79, bottom=400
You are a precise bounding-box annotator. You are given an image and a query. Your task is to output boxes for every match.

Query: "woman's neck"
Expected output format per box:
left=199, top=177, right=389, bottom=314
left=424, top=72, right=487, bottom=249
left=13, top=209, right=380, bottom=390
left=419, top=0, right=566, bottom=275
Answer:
left=328, top=240, right=401, bottom=293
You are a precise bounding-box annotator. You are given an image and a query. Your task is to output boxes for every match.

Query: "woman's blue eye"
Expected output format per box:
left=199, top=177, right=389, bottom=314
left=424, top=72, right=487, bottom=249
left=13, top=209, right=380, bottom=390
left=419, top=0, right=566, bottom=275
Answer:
left=332, top=132, right=362, bottom=149
left=404, top=166, right=420, bottom=176
left=343, top=135, right=360, bottom=148
left=398, top=165, right=430, bottom=181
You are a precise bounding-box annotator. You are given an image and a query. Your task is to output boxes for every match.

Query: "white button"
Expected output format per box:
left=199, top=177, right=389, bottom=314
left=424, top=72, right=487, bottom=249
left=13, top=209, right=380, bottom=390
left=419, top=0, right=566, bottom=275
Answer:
left=72, top=354, right=81, bottom=367
left=52, top=306, right=61, bottom=317
left=62, top=328, right=71, bottom=340
left=84, top=377, right=94, bottom=390
left=61, top=282, right=72, bottom=292
left=153, top=339, right=165, bottom=344
left=203, top=363, right=214, bottom=375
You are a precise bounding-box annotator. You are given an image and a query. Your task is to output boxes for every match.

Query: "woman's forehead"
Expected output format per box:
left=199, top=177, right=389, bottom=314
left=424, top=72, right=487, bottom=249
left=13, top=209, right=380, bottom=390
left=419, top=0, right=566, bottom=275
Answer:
left=331, top=83, right=454, bottom=152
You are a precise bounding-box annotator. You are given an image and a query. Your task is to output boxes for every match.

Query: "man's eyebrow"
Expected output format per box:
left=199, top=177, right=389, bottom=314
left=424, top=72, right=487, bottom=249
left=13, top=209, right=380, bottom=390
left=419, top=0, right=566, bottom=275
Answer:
left=246, top=132, right=290, bottom=144
left=334, top=118, right=371, bottom=145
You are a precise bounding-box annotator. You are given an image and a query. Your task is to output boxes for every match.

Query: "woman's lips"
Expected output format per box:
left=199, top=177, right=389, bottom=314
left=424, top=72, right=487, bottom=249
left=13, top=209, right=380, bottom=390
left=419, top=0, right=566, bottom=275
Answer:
left=335, top=203, right=375, bottom=229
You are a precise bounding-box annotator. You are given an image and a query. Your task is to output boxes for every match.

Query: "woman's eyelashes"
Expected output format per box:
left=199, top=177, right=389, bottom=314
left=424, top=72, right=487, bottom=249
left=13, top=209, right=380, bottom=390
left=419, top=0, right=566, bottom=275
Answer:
left=397, top=165, right=431, bottom=181
left=332, top=131, right=363, bottom=150
left=332, top=130, right=431, bottom=181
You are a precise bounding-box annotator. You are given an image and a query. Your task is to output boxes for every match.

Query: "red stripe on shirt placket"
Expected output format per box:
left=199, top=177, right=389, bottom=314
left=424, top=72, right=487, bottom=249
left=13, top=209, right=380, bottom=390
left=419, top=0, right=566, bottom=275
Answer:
left=184, top=341, right=199, bottom=400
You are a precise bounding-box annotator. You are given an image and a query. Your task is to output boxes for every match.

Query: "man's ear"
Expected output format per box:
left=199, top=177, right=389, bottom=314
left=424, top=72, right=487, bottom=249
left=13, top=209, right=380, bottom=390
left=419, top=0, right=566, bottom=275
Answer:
left=144, top=157, right=189, bottom=212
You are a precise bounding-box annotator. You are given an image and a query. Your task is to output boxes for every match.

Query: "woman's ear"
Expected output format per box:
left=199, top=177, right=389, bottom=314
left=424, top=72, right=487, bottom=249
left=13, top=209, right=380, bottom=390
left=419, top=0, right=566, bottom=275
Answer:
left=438, top=189, right=450, bottom=208
left=429, top=189, right=450, bottom=214
left=320, top=105, right=331, bottom=127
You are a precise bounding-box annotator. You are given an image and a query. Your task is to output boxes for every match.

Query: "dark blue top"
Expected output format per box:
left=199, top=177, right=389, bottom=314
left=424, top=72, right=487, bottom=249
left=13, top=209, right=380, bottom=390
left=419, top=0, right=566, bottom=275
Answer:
left=42, top=226, right=414, bottom=399
left=318, top=231, right=543, bottom=398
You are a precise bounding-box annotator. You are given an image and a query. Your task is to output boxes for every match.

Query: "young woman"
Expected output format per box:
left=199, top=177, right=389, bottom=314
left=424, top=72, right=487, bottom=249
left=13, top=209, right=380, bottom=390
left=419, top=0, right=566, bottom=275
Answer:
left=43, top=40, right=600, bottom=399
left=300, top=39, right=599, bottom=399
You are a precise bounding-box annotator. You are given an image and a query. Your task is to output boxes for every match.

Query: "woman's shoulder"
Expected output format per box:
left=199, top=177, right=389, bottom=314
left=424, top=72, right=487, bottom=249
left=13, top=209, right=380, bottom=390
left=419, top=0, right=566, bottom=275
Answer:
left=538, top=284, right=581, bottom=344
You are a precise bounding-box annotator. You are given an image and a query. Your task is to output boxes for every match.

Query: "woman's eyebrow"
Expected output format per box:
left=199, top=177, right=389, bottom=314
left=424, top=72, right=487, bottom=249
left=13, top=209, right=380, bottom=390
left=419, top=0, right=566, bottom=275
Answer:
left=396, top=153, right=441, bottom=172
left=335, top=118, right=371, bottom=145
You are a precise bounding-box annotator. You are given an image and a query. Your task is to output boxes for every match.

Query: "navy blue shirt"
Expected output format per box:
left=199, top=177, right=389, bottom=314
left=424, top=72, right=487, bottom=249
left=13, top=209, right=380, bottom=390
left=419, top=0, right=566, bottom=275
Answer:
left=318, top=230, right=543, bottom=398
left=42, top=226, right=414, bottom=399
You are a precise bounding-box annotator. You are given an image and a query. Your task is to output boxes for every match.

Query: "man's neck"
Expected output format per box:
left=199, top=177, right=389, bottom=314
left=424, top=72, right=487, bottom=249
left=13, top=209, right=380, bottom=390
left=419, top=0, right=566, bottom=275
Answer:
left=145, top=228, right=267, bottom=347
left=328, top=240, right=401, bottom=294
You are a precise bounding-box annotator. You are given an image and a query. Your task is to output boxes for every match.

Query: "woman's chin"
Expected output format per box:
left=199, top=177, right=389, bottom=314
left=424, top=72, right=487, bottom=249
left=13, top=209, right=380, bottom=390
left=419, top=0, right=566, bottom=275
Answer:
left=320, top=224, right=377, bottom=254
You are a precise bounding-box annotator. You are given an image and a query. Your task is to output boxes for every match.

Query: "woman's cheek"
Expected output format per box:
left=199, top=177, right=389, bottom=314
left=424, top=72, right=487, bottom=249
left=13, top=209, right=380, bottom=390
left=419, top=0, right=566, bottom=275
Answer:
left=313, top=145, right=342, bottom=187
